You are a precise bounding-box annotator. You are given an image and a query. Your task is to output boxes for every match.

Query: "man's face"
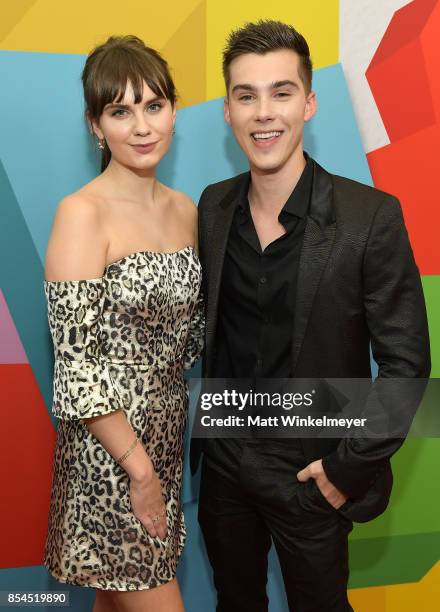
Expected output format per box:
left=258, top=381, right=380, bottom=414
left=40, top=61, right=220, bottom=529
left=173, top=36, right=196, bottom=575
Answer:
left=224, top=50, right=316, bottom=173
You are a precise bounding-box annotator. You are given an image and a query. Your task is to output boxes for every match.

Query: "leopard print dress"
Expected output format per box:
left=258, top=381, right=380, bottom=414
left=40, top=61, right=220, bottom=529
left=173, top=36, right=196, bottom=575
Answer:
left=43, top=246, right=204, bottom=591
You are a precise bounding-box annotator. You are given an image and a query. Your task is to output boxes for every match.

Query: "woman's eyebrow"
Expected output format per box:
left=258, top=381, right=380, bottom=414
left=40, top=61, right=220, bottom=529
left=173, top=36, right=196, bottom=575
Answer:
left=104, top=96, right=164, bottom=110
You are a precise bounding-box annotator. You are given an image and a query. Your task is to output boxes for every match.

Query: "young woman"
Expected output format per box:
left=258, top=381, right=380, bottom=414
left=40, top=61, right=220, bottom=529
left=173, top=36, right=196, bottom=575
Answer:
left=43, top=35, right=203, bottom=612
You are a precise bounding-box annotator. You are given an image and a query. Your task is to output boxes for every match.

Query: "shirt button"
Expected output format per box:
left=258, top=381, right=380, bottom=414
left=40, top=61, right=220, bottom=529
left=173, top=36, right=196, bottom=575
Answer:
left=259, top=276, right=267, bottom=284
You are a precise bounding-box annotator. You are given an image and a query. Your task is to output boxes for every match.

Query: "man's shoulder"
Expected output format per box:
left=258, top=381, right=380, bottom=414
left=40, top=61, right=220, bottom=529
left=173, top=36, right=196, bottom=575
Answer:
left=198, top=172, right=248, bottom=208
left=330, top=172, right=398, bottom=209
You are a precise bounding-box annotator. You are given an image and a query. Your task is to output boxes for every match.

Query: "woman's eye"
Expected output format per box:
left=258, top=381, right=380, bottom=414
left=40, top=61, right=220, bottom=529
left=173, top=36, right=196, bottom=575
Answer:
left=111, top=109, right=127, bottom=117
left=148, top=103, right=163, bottom=112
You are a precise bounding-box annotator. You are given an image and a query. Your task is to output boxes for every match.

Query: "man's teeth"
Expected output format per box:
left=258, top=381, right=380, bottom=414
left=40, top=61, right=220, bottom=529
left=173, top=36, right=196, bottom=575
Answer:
left=253, top=131, right=281, bottom=140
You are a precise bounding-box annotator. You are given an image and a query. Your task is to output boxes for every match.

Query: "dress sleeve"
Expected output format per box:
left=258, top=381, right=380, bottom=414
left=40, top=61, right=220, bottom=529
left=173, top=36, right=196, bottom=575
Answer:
left=44, top=277, right=123, bottom=420
left=182, top=289, right=205, bottom=370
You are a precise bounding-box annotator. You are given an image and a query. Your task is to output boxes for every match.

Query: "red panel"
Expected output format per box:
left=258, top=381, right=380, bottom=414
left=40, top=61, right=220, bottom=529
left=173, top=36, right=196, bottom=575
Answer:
left=370, top=0, right=437, bottom=65
left=367, top=39, right=436, bottom=142
left=367, top=0, right=440, bottom=274
left=421, top=2, right=440, bottom=122
left=0, top=365, right=55, bottom=568
left=367, top=124, right=440, bottom=275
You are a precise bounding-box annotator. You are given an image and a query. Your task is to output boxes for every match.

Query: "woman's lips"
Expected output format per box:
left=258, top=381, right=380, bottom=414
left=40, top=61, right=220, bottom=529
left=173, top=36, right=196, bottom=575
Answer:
left=131, top=142, right=158, bottom=154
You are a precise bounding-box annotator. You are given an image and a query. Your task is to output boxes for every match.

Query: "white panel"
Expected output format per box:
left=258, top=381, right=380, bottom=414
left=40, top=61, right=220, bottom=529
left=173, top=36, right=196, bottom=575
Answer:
left=339, top=0, right=411, bottom=153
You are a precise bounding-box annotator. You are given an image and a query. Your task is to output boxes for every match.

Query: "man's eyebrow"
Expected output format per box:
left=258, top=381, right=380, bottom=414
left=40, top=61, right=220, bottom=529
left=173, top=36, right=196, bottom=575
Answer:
left=271, top=80, right=298, bottom=89
left=231, top=83, right=256, bottom=94
left=231, top=80, right=299, bottom=94
left=104, top=96, right=164, bottom=110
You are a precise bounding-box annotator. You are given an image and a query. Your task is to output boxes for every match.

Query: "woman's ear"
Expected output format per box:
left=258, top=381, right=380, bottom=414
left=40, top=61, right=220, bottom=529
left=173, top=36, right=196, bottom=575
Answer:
left=86, top=111, right=104, bottom=139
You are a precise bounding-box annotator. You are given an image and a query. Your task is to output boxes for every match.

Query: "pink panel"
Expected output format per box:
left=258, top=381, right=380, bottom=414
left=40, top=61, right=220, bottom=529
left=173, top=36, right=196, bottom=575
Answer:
left=0, top=289, right=28, bottom=364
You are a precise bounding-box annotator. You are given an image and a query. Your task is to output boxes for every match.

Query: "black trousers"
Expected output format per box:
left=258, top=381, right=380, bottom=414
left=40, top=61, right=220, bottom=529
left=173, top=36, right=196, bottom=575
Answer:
left=198, top=439, right=354, bottom=612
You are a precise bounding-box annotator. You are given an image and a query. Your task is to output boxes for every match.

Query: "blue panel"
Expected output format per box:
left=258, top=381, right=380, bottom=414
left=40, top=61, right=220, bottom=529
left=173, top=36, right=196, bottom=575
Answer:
left=0, top=51, right=96, bottom=264
left=0, top=160, right=54, bottom=413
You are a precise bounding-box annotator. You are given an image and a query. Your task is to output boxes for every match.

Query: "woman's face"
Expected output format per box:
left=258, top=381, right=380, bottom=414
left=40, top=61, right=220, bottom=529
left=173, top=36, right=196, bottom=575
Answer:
left=91, top=79, right=176, bottom=172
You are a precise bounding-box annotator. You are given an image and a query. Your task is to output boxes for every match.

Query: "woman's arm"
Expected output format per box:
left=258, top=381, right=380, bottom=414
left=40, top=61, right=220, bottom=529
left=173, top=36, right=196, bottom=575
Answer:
left=83, top=409, right=167, bottom=540
left=45, top=194, right=167, bottom=539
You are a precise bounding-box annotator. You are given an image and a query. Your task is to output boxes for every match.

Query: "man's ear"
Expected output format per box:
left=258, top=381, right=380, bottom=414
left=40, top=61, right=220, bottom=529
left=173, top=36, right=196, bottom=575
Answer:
left=224, top=97, right=231, bottom=126
left=304, top=91, right=317, bottom=122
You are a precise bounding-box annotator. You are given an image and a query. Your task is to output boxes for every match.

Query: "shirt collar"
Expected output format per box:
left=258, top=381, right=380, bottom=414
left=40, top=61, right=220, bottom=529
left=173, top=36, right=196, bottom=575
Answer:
left=238, top=152, right=313, bottom=220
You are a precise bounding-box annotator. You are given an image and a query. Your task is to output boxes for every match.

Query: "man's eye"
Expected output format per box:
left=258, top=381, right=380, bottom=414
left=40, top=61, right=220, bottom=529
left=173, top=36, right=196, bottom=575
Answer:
left=275, top=92, right=290, bottom=98
left=239, top=95, right=254, bottom=102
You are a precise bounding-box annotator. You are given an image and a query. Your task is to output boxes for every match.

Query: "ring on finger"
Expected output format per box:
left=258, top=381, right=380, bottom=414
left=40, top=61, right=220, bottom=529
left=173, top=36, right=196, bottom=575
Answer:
left=152, top=511, right=166, bottom=524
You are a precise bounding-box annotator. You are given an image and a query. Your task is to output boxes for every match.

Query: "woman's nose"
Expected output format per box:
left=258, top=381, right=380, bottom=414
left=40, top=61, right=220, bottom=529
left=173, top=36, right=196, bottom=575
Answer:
left=133, top=111, right=151, bottom=135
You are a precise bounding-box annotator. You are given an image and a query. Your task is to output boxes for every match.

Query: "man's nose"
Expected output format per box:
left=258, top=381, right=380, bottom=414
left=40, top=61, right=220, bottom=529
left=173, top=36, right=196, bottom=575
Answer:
left=255, top=97, right=274, bottom=122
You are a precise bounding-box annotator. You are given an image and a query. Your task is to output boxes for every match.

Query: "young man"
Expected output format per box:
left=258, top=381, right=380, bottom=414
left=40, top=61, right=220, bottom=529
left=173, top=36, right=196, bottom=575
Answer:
left=192, top=20, right=430, bottom=612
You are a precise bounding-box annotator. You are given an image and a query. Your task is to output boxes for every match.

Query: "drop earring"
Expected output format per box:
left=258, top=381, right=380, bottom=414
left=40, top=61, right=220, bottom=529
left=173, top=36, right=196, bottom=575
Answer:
left=97, top=137, right=106, bottom=150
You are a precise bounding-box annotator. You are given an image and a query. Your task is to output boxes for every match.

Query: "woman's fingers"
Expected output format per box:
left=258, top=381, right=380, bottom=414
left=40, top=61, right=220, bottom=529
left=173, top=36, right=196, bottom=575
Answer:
left=141, top=515, right=158, bottom=538
left=129, top=473, right=168, bottom=538
left=138, top=505, right=167, bottom=539
left=156, top=517, right=167, bottom=540
left=151, top=505, right=167, bottom=540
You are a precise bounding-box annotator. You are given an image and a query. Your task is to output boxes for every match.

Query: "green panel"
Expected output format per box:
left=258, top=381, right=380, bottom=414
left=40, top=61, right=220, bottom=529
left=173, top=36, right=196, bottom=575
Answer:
left=349, top=532, right=440, bottom=588
left=421, top=275, right=440, bottom=377
left=350, top=438, right=440, bottom=540
left=349, top=276, right=440, bottom=542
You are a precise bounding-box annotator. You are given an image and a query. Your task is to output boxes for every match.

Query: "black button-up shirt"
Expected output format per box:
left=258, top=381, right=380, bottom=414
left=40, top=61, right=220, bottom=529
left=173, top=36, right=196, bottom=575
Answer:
left=214, top=153, right=313, bottom=380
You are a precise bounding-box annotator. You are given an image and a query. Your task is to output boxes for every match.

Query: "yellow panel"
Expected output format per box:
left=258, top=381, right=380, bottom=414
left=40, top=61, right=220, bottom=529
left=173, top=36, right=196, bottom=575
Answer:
left=348, top=561, right=440, bottom=611
left=0, top=1, right=37, bottom=42
left=162, top=1, right=206, bottom=108
left=0, top=0, right=201, bottom=53
left=206, top=0, right=339, bottom=100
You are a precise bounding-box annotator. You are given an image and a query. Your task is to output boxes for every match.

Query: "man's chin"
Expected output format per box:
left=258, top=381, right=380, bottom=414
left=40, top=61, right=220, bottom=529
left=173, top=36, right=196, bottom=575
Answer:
left=249, top=158, right=286, bottom=175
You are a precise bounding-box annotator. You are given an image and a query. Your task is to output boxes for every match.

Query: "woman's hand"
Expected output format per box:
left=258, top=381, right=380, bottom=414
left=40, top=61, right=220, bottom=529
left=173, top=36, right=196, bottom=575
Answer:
left=129, top=470, right=167, bottom=540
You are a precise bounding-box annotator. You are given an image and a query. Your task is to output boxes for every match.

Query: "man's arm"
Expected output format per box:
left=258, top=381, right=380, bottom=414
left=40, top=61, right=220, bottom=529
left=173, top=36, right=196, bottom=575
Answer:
left=320, top=194, right=431, bottom=499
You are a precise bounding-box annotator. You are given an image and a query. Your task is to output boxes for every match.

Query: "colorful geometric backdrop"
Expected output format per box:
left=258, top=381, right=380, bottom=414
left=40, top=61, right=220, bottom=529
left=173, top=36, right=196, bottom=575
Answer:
left=1, top=0, right=439, bottom=610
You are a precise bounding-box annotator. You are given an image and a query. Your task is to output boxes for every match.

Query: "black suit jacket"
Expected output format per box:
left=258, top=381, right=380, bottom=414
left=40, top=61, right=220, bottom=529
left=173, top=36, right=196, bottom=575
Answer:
left=191, top=158, right=431, bottom=522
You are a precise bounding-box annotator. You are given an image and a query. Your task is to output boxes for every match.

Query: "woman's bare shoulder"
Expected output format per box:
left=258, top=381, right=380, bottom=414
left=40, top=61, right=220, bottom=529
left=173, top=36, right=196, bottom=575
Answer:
left=56, top=190, right=102, bottom=221
left=162, top=184, right=197, bottom=217
left=45, top=189, right=108, bottom=281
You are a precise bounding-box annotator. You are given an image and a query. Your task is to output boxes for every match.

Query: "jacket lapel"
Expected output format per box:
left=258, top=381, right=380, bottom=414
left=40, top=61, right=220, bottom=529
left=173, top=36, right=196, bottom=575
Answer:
left=205, top=177, right=245, bottom=374
left=292, top=161, right=336, bottom=373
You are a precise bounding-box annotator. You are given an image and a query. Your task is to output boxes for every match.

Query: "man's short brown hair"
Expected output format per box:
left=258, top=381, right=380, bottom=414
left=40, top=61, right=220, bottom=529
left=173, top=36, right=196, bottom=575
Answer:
left=222, top=20, right=313, bottom=94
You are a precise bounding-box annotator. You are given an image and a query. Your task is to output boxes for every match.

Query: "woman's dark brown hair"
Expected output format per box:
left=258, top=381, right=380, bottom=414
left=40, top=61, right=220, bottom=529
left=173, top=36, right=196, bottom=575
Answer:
left=82, top=35, right=177, bottom=172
